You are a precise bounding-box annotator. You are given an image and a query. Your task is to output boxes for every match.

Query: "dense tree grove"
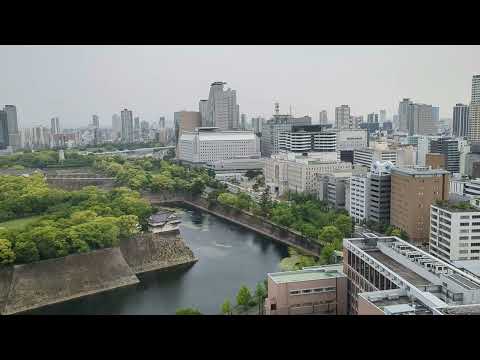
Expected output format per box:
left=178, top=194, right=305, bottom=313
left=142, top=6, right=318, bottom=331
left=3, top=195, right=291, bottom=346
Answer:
left=0, top=174, right=152, bottom=265
left=0, top=150, right=95, bottom=169
left=94, top=157, right=222, bottom=195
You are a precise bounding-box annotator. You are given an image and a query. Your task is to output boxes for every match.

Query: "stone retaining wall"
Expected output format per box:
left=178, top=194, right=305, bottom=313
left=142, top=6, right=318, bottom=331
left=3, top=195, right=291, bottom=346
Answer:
left=0, top=232, right=197, bottom=315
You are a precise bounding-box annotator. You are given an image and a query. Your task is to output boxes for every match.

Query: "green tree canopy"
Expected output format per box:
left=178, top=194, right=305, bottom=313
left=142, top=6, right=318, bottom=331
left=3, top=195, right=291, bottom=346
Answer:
left=236, top=285, right=252, bottom=308
left=0, top=239, right=15, bottom=265
left=175, top=307, right=202, bottom=315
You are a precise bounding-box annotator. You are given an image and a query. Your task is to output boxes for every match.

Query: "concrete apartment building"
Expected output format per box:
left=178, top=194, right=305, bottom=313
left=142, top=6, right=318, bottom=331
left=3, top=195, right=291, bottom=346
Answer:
left=430, top=196, right=480, bottom=262
left=319, top=110, right=328, bottom=125
left=265, top=265, right=347, bottom=315
left=390, top=167, right=449, bottom=244
left=398, top=98, right=413, bottom=133
left=318, top=172, right=351, bottom=209
left=264, top=152, right=352, bottom=196
left=177, top=128, right=260, bottom=165
left=344, top=235, right=480, bottom=315
left=279, top=125, right=336, bottom=153
left=408, top=103, right=438, bottom=136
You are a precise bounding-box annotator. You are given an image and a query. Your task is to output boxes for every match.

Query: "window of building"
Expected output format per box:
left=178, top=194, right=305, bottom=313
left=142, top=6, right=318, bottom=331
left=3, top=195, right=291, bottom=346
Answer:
left=460, top=222, right=470, bottom=226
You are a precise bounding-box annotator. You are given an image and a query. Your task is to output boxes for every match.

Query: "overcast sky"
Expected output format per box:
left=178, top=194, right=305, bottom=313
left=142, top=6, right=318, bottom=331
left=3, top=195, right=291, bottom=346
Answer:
left=0, top=45, right=479, bottom=128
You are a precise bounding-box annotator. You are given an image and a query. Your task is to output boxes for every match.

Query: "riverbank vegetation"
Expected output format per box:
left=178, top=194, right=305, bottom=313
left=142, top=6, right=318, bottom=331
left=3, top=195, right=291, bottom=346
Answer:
left=0, top=173, right=153, bottom=266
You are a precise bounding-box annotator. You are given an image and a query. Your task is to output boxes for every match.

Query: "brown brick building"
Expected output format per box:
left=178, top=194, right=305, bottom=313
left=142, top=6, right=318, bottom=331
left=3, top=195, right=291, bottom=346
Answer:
left=425, top=153, right=446, bottom=170
left=390, top=167, right=449, bottom=244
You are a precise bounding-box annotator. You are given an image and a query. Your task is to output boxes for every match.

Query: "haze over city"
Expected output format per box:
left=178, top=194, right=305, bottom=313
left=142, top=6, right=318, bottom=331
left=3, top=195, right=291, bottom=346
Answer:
left=1, top=45, right=479, bottom=128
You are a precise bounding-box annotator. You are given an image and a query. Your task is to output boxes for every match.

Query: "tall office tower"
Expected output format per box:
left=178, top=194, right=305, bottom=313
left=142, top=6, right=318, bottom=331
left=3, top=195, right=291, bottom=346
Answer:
left=112, top=114, right=122, bottom=141
left=367, top=113, right=379, bottom=123
left=252, top=117, right=263, bottom=135
left=140, top=120, right=150, bottom=141
left=120, top=109, right=134, bottom=143
left=92, top=114, right=99, bottom=128
left=199, top=99, right=209, bottom=127
left=430, top=137, right=460, bottom=173
left=432, top=106, right=440, bottom=124
left=319, top=110, right=328, bottom=125
left=0, top=110, right=8, bottom=149
left=468, top=75, right=480, bottom=145
left=335, top=105, right=350, bottom=129
left=453, top=103, right=469, bottom=137
left=408, top=103, right=437, bottom=136
left=4, top=105, right=20, bottom=149
left=240, top=113, right=247, bottom=130
left=390, top=167, right=449, bottom=244
left=379, top=109, right=386, bottom=125
left=206, top=82, right=239, bottom=130
left=398, top=98, right=413, bottom=132
left=159, top=116, right=165, bottom=129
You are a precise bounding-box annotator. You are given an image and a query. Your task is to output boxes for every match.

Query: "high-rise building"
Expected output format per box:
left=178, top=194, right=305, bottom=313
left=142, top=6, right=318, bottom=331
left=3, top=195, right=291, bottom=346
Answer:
left=468, top=75, right=480, bottom=144
left=379, top=110, right=386, bottom=125
left=390, top=167, right=449, bottom=244
left=392, top=114, right=399, bottom=130
left=319, top=110, right=328, bottom=125
left=199, top=100, right=208, bottom=127
left=50, top=117, right=60, bottom=135
left=453, top=104, right=469, bottom=137
left=206, top=82, right=239, bottom=130
left=335, top=105, right=350, bottom=129
left=159, top=116, right=165, bottom=129
left=112, top=114, right=122, bottom=141
left=354, top=148, right=397, bottom=167
left=398, top=98, right=412, bottom=133
left=349, top=115, right=363, bottom=129
left=134, top=117, right=140, bottom=142
left=92, top=114, right=99, bottom=129
left=408, top=103, right=437, bottom=136
left=430, top=137, right=460, bottom=173
left=0, top=110, right=8, bottom=149
left=120, top=109, right=134, bottom=143
left=4, top=105, right=20, bottom=149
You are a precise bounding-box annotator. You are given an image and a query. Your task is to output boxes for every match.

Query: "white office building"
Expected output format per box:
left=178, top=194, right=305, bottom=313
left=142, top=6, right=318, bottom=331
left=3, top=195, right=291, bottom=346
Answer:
left=354, top=148, right=397, bottom=167
left=348, top=173, right=370, bottom=223
left=335, top=105, right=351, bottom=129
left=334, top=129, right=368, bottom=151
left=279, top=125, right=336, bottom=153
left=430, top=197, right=480, bottom=262
left=178, top=128, right=260, bottom=164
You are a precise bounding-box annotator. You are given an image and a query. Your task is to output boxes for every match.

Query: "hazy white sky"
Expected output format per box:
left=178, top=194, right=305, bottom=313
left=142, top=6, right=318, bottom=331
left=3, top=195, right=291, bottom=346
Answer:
left=0, top=45, right=479, bottom=128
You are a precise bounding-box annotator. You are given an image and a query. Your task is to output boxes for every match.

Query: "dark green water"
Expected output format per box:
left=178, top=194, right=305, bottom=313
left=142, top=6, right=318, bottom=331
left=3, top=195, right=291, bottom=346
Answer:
left=28, top=207, right=289, bottom=315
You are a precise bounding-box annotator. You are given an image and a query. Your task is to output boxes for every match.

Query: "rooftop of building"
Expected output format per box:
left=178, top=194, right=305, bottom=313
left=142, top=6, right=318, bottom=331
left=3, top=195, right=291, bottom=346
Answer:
left=440, top=304, right=480, bottom=315
left=180, top=130, right=257, bottom=141
left=268, top=264, right=345, bottom=284
left=391, top=166, right=450, bottom=176
left=359, top=289, right=435, bottom=315
left=432, top=196, right=479, bottom=212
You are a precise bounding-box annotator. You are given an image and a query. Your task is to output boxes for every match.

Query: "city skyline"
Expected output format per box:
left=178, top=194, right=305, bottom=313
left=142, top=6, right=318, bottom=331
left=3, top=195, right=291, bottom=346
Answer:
left=0, top=45, right=479, bottom=128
